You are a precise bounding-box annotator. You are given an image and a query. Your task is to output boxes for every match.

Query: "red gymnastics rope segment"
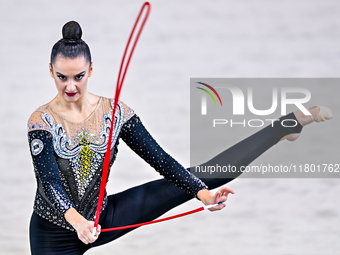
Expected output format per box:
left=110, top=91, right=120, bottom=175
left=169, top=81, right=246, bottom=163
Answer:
left=93, top=2, right=151, bottom=231
left=101, top=207, right=204, bottom=232
left=101, top=203, right=223, bottom=233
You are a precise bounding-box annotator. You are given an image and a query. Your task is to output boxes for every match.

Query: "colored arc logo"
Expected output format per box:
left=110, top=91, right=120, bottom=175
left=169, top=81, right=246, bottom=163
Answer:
left=196, top=82, right=223, bottom=106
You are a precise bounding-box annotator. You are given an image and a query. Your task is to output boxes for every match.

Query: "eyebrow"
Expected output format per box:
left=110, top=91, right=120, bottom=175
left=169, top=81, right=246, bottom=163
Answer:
left=56, top=71, right=86, bottom=76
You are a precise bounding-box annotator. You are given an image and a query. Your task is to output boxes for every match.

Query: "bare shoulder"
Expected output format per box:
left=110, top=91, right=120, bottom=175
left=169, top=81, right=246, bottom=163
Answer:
left=88, top=93, right=101, bottom=106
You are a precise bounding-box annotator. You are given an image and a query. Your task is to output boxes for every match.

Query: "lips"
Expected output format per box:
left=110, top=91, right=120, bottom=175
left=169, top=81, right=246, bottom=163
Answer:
left=66, top=92, right=77, bottom=97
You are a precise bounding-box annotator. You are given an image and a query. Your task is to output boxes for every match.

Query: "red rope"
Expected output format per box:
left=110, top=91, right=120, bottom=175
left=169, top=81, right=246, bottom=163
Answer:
left=93, top=2, right=151, bottom=231
left=101, top=207, right=204, bottom=232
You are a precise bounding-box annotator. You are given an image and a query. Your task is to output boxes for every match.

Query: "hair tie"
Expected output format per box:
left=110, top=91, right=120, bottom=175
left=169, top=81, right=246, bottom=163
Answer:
left=64, top=38, right=82, bottom=44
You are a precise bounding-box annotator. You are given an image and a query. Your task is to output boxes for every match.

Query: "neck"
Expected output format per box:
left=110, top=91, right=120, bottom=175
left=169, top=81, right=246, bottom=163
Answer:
left=56, top=92, right=91, bottom=112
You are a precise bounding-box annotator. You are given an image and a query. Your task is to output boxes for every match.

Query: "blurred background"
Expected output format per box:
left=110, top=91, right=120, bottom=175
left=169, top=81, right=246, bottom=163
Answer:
left=0, top=0, right=339, bottom=254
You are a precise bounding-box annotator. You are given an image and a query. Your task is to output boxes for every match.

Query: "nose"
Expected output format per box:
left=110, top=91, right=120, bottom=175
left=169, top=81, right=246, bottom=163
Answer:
left=66, top=82, right=77, bottom=92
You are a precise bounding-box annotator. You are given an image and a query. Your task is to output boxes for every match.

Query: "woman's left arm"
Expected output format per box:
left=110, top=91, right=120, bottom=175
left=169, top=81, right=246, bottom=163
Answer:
left=120, top=114, right=234, bottom=209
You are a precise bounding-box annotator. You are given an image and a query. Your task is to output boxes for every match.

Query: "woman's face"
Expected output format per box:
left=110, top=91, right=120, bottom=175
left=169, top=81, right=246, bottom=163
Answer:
left=49, top=56, right=93, bottom=103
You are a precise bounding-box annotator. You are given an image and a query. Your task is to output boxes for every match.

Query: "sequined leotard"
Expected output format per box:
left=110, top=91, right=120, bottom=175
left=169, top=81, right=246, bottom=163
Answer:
left=28, top=97, right=208, bottom=232
left=28, top=96, right=303, bottom=255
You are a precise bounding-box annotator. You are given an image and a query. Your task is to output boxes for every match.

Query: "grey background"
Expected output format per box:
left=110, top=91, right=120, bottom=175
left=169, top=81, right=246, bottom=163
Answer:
left=0, top=0, right=339, bottom=254
left=190, top=78, right=339, bottom=178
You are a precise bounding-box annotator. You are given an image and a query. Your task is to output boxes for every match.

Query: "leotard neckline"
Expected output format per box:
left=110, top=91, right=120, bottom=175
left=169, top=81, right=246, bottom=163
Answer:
left=46, top=96, right=103, bottom=125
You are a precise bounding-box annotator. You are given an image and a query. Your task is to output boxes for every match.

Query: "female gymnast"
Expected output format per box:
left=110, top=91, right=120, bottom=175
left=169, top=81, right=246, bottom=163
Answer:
left=27, top=21, right=333, bottom=254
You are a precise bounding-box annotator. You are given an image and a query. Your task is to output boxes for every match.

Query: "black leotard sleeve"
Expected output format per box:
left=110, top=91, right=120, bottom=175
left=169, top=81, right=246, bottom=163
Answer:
left=120, top=114, right=208, bottom=198
left=28, top=129, right=75, bottom=215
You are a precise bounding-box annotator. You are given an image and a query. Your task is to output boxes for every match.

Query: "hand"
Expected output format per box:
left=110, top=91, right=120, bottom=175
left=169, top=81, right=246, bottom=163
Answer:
left=209, top=187, right=235, bottom=211
left=74, top=219, right=101, bottom=244
left=197, top=187, right=235, bottom=212
left=65, top=208, right=101, bottom=244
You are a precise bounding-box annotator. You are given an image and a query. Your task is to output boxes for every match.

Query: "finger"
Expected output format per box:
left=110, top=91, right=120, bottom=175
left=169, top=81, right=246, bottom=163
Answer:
left=89, top=232, right=97, bottom=243
left=213, top=191, right=222, bottom=203
left=219, top=187, right=235, bottom=195
left=216, top=195, right=228, bottom=203
left=87, top=235, right=95, bottom=244
left=219, top=187, right=230, bottom=193
left=79, top=235, right=89, bottom=245
left=224, top=187, right=235, bottom=194
left=211, top=195, right=229, bottom=211
left=90, top=221, right=96, bottom=236
left=92, top=227, right=97, bottom=236
left=85, top=229, right=96, bottom=243
left=94, top=228, right=101, bottom=237
left=208, top=203, right=226, bottom=212
left=82, top=235, right=91, bottom=244
left=218, top=189, right=234, bottom=201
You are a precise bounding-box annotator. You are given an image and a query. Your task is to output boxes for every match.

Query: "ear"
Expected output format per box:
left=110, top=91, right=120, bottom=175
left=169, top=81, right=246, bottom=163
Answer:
left=88, top=62, right=93, bottom=77
left=49, top=63, right=54, bottom=78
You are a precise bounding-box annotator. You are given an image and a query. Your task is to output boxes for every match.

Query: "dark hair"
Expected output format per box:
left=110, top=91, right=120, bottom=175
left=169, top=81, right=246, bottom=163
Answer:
left=50, top=21, right=91, bottom=65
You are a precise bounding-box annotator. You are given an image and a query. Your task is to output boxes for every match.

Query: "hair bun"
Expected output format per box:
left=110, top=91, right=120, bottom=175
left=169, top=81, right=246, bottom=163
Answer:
left=62, top=21, right=82, bottom=44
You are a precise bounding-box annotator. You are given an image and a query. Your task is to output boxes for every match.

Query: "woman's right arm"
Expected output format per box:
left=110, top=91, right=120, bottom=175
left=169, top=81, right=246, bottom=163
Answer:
left=28, top=128, right=75, bottom=214
left=28, top=111, right=100, bottom=244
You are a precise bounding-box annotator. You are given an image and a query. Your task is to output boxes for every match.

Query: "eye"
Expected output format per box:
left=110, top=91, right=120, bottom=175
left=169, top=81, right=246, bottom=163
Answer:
left=75, top=75, right=84, bottom=80
left=57, top=75, right=66, bottom=81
